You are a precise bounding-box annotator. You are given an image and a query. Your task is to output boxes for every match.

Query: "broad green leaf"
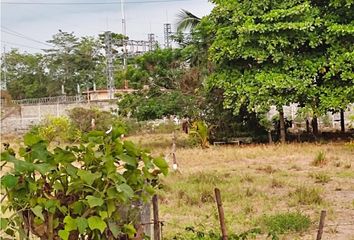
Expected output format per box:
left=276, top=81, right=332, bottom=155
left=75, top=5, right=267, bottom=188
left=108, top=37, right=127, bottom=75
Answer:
left=123, top=141, right=139, bottom=156
left=99, top=211, right=108, bottom=219
left=76, top=217, right=88, bottom=234
left=107, top=200, right=116, bottom=217
left=35, top=163, right=56, bottom=175
left=87, top=216, right=107, bottom=233
left=86, top=196, right=104, bottom=208
left=117, top=183, right=134, bottom=199
left=31, top=205, right=44, bottom=221
left=123, top=223, right=136, bottom=238
left=54, top=148, right=76, bottom=163
left=65, top=164, right=78, bottom=177
left=77, top=170, right=101, bottom=185
left=71, top=201, right=84, bottom=215
left=58, top=229, right=69, bottom=240
left=0, top=218, right=8, bottom=230
left=118, top=153, right=137, bottom=167
left=24, top=133, right=42, bottom=146
left=108, top=222, right=120, bottom=238
left=63, top=216, right=77, bottom=231
left=1, top=175, right=18, bottom=188
left=153, top=157, right=169, bottom=175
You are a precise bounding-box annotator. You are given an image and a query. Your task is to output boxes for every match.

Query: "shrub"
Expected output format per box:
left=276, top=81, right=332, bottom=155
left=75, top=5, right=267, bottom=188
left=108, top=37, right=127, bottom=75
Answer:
left=260, top=212, right=311, bottom=234
left=68, top=107, right=126, bottom=134
left=0, top=129, right=168, bottom=239
left=311, top=151, right=327, bottom=167
left=289, top=186, right=323, bottom=205
left=30, top=115, right=80, bottom=143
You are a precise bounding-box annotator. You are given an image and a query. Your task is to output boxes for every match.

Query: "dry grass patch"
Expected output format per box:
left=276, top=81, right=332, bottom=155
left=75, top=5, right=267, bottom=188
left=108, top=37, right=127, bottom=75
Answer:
left=311, top=151, right=328, bottom=166
left=289, top=186, right=323, bottom=205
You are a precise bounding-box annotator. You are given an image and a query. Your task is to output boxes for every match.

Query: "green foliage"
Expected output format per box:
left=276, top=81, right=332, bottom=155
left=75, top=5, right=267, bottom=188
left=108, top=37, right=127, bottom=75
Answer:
left=118, top=89, right=198, bottom=121
left=68, top=107, right=126, bottom=133
left=189, top=121, right=209, bottom=148
left=31, top=115, right=80, bottom=143
left=0, top=129, right=168, bottom=239
left=172, top=226, right=262, bottom=240
left=260, top=212, right=311, bottom=235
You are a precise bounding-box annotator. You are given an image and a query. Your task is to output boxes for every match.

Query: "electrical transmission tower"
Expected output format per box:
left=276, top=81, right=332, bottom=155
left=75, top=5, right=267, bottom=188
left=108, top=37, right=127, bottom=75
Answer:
left=104, top=31, right=115, bottom=99
left=148, top=33, right=156, bottom=51
left=164, top=23, right=172, bottom=48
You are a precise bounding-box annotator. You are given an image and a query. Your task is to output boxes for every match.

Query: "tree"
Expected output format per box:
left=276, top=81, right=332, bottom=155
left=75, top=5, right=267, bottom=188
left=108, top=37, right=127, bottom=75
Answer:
left=4, top=50, right=50, bottom=99
left=45, top=30, right=79, bottom=95
left=176, top=9, right=201, bottom=32
left=205, top=0, right=353, bottom=142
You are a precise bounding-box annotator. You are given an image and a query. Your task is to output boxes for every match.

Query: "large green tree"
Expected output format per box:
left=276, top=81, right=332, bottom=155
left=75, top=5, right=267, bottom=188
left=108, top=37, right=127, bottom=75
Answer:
left=206, top=0, right=354, bottom=142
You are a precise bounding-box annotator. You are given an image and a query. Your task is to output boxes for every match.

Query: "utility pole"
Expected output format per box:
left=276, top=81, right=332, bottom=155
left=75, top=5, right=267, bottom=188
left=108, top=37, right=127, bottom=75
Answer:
left=1, top=46, right=7, bottom=90
left=164, top=23, right=172, bottom=49
left=105, top=31, right=114, bottom=99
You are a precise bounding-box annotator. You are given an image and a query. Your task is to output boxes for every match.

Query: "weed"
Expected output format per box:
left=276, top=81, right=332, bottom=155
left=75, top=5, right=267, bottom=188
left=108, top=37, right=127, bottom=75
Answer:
left=311, top=151, right=328, bottom=167
left=186, top=172, right=227, bottom=185
left=260, top=212, right=311, bottom=234
left=289, top=186, right=323, bottom=205
left=309, top=172, right=331, bottom=184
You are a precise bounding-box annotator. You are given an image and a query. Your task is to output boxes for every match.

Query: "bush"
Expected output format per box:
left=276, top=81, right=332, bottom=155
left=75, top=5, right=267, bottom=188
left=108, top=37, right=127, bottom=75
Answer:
left=68, top=107, right=126, bottom=134
left=0, top=129, right=168, bottom=239
left=260, top=212, right=311, bottom=235
left=30, top=115, right=80, bottom=143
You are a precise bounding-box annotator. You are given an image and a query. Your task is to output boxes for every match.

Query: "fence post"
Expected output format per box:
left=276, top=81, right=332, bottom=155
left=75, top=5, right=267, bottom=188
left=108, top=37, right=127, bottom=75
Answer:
left=152, top=195, right=160, bottom=240
left=171, top=131, right=178, bottom=171
left=316, top=210, right=326, bottom=240
left=214, top=188, right=228, bottom=240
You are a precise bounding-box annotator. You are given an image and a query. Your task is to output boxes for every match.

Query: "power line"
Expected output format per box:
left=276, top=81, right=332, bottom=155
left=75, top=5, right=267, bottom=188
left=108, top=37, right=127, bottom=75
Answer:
left=1, top=28, right=53, bottom=47
left=1, top=0, right=193, bottom=5
left=1, top=41, right=45, bottom=50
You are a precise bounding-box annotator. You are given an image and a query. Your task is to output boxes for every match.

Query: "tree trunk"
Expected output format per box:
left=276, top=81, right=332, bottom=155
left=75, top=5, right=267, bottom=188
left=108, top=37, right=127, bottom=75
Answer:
left=312, top=116, right=319, bottom=136
left=306, top=119, right=311, bottom=133
left=340, top=109, right=345, bottom=133
left=268, top=130, right=273, bottom=144
left=279, top=109, right=286, bottom=143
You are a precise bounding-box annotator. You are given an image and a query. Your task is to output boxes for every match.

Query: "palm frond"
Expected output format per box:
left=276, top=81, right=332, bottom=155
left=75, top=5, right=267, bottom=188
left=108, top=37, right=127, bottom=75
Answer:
left=176, top=9, right=201, bottom=32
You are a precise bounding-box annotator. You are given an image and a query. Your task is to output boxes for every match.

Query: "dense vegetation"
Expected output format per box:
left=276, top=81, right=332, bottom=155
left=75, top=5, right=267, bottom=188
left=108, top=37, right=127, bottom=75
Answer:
left=1, top=0, right=353, bottom=142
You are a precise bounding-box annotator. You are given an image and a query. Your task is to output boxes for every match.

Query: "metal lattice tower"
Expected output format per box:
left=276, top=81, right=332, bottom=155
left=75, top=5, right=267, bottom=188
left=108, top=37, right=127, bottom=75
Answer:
left=148, top=33, right=156, bottom=51
left=164, top=23, right=172, bottom=49
left=104, top=31, right=114, bottom=99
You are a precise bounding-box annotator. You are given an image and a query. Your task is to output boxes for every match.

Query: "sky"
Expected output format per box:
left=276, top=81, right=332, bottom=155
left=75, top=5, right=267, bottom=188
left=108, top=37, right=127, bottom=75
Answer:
left=1, top=0, right=214, bottom=53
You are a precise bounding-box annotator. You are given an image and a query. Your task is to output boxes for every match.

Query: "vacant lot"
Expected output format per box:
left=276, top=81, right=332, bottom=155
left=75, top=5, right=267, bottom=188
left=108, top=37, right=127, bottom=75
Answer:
left=129, top=133, right=354, bottom=240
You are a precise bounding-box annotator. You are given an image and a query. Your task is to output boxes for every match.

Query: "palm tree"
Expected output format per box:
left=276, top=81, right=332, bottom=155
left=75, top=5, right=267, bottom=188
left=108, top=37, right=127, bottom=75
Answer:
left=176, top=9, right=201, bottom=32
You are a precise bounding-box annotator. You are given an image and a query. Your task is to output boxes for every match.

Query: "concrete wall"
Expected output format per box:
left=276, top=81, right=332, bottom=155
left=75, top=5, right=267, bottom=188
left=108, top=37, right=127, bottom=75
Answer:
left=1, top=100, right=117, bottom=134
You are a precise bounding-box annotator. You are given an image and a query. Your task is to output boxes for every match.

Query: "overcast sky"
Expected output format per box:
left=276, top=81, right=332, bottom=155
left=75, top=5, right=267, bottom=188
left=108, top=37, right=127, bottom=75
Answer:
left=1, top=0, right=213, bottom=53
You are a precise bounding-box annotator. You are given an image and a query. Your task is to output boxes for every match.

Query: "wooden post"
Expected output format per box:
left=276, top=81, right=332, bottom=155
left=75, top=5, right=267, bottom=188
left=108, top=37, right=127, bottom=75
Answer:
left=214, top=188, right=227, bottom=240
left=316, top=210, right=326, bottom=240
left=152, top=195, right=160, bottom=240
left=171, top=131, right=178, bottom=171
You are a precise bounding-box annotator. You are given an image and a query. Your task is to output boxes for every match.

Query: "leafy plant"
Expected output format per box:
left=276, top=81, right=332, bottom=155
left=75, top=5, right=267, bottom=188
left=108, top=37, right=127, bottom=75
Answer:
left=189, top=120, right=209, bottom=148
left=0, top=128, right=168, bottom=239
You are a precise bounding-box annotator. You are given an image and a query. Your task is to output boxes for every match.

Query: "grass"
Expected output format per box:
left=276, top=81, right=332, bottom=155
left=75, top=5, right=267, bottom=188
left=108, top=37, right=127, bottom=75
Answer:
left=2, top=132, right=354, bottom=239
left=309, top=172, right=331, bottom=184
left=259, top=212, right=311, bottom=234
left=289, top=186, right=323, bottom=205
left=311, top=151, right=328, bottom=166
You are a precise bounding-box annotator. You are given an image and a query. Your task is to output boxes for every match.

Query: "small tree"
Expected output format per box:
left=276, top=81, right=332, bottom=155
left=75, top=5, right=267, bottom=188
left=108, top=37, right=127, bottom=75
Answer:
left=0, top=129, right=168, bottom=239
